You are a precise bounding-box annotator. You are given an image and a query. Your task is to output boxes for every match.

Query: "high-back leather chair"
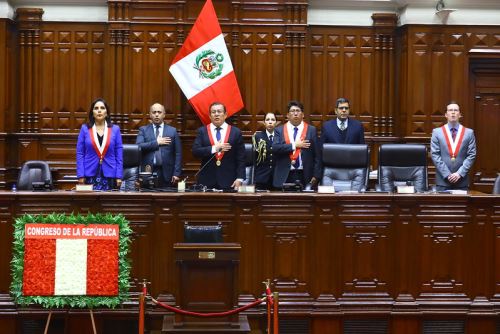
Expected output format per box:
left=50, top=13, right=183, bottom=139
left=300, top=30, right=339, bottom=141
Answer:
left=120, top=144, right=141, bottom=191
left=378, top=144, right=428, bottom=192
left=321, top=144, right=370, bottom=192
left=17, top=160, right=52, bottom=191
left=493, top=174, right=500, bottom=194
left=184, top=222, right=223, bottom=243
left=242, top=143, right=254, bottom=185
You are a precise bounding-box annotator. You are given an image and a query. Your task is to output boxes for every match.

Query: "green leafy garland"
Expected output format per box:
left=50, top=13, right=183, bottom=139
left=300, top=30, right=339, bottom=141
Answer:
left=10, top=213, right=132, bottom=308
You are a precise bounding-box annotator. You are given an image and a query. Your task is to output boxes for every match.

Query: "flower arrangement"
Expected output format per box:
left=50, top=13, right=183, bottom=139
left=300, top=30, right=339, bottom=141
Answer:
left=10, top=213, right=131, bottom=308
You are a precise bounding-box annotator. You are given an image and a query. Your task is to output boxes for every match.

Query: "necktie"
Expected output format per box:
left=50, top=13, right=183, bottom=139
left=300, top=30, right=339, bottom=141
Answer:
left=269, top=134, right=273, bottom=142
left=154, top=125, right=162, bottom=166
left=293, top=127, right=300, bottom=169
left=451, top=128, right=457, bottom=141
left=340, top=120, right=346, bottom=131
left=216, top=127, right=221, bottom=142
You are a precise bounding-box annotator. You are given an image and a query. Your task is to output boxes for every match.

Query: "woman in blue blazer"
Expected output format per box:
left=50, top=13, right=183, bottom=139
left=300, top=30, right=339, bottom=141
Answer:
left=76, top=98, right=123, bottom=190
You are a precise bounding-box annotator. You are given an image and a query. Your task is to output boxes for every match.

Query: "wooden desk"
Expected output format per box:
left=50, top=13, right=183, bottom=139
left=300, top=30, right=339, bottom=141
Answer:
left=0, top=191, right=499, bottom=333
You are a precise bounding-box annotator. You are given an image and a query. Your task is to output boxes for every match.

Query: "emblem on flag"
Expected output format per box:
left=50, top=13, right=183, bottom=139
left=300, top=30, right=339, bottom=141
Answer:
left=195, top=50, right=224, bottom=79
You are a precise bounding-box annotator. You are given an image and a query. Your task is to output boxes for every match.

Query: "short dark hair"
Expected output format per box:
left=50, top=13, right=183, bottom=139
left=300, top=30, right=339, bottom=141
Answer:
left=335, top=97, right=350, bottom=108
left=287, top=100, right=304, bottom=112
left=87, top=98, right=112, bottom=128
left=264, top=112, right=276, bottom=120
left=446, top=101, right=460, bottom=109
left=209, top=102, right=226, bottom=113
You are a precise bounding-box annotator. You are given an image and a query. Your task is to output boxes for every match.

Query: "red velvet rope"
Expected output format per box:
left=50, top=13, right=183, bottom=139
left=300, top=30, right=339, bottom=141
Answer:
left=152, top=297, right=266, bottom=318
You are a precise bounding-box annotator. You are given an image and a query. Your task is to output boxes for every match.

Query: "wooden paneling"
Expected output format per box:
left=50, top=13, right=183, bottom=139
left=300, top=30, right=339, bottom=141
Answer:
left=1, top=4, right=500, bottom=188
left=0, top=192, right=498, bottom=333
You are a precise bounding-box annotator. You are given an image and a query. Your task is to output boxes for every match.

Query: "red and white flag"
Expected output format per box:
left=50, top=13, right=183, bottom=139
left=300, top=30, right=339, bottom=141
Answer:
left=22, top=224, right=119, bottom=296
left=169, top=0, right=244, bottom=125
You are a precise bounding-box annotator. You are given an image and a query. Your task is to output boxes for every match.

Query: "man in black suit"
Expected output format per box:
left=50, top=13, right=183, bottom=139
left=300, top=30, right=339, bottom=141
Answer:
left=253, top=112, right=279, bottom=190
left=192, top=102, right=246, bottom=190
left=320, top=97, right=365, bottom=145
left=136, top=103, right=182, bottom=187
left=273, top=101, right=321, bottom=188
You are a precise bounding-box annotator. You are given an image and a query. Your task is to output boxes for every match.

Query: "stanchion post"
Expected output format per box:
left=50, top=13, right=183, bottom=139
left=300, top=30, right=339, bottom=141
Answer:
left=139, top=279, right=150, bottom=334
left=273, top=292, right=279, bottom=334
left=263, top=279, right=271, bottom=333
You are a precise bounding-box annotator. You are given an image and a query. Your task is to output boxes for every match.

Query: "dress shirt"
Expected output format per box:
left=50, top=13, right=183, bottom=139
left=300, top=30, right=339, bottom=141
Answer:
left=210, top=122, right=229, bottom=153
left=285, top=121, right=304, bottom=170
left=337, top=118, right=349, bottom=130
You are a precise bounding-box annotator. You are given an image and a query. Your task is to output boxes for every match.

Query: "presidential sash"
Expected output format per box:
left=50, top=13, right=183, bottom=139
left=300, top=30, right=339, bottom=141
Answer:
left=90, top=123, right=112, bottom=164
left=441, top=124, right=465, bottom=161
left=207, top=124, right=232, bottom=166
left=283, top=122, right=308, bottom=166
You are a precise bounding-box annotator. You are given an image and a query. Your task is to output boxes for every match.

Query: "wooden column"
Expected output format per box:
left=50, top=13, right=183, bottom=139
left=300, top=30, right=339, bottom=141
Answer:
left=371, top=13, right=397, bottom=137
left=16, top=8, right=43, bottom=133
left=285, top=3, right=307, bottom=104
left=108, top=0, right=131, bottom=132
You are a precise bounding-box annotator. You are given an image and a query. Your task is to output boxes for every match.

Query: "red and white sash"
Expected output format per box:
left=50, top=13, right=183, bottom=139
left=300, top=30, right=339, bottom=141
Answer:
left=283, top=122, right=308, bottom=165
left=441, top=124, right=465, bottom=160
left=90, top=122, right=112, bottom=164
left=207, top=124, right=232, bottom=164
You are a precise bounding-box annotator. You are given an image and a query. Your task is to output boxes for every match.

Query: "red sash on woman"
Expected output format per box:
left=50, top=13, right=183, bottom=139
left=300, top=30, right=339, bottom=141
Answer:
left=283, top=122, right=308, bottom=165
left=441, top=125, right=465, bottom=161
left=90, top=126, right=112, bottom=164
left=207, top=124, right=232, bottom=166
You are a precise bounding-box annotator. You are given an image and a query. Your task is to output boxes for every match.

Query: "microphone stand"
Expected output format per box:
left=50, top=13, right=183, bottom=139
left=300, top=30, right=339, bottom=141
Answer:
left=191, top=151, right=218, bottom=191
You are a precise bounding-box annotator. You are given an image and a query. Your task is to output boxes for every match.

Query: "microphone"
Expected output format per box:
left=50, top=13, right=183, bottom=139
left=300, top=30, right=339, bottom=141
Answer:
left=191, top=152, right=218, bottom=191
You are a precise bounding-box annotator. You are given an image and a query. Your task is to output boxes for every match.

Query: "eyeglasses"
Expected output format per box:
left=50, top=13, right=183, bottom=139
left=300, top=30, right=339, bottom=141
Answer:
left=337, top=106, right=349, bottom=110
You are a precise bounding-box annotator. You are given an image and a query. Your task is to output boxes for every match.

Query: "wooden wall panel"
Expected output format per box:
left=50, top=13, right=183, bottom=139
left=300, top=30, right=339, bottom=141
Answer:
left=0, top=193, right=499, bottom=333
left=1, top=5, right=500, bottom=190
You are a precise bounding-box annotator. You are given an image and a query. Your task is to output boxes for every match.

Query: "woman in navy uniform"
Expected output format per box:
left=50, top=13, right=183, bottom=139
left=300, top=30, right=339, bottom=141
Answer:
left=253, top=112, right=279, bottom=190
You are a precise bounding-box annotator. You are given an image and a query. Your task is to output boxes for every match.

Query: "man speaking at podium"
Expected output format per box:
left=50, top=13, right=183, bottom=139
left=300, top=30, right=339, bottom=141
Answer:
left=192, top=102, right=246, bottom=190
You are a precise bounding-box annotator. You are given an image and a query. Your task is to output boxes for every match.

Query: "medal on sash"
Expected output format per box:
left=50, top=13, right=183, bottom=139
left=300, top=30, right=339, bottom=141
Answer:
left=441, top=125, right=465, bottom=162
left=207, top=124, right=232, bottom=167
left=90, top=123, right=112, bottom=166
left=283, top=122, right=308, bottom=166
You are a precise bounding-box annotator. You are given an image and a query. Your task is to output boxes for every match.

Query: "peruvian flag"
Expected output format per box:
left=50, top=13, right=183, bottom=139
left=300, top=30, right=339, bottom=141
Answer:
left=22, top=224, right=119, bottom=296
left=169, top=0, right=244, bottom=125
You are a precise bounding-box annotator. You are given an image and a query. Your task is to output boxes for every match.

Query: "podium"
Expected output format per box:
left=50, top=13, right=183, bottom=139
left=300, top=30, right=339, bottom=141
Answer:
left=161, top=243, right=250, bottom=333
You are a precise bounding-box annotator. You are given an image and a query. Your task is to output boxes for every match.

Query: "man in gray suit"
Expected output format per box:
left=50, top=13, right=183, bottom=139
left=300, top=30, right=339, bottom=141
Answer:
left=431, top=102, right=476, bottom=191
left=136, top=103, right=182, bottom=187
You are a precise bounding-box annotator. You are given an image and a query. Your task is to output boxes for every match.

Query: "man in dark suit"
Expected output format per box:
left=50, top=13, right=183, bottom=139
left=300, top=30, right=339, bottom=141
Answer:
left=320, top=97, right=365, bottom=145
left=273, top=100, right=321, bottom=188
left=136, top=103, right=182, bottom=187
left=253, top=112, right=279, bottom=190
left=431, top=101, right=476, bottom=190
left=192, top=102, right=246, bottom=190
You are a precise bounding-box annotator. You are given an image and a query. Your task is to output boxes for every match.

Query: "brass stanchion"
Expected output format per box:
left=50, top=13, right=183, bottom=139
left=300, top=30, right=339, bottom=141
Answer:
left=273, top=292, right=279, bottom=334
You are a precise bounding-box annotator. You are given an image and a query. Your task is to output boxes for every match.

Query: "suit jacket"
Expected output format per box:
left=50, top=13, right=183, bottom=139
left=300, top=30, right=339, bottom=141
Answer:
left=253, top=130, right=279, bottom=185
left=272, top=123, right=322, bottom=188
left=431, top=124, right=476, bottom=189
left=76, top=124, right=123, bottom=179
left=136, top=123, right=182, bottom=183
left=320, top=118, right=365, bottom=145
left=192, top=125, right=246, bottom=189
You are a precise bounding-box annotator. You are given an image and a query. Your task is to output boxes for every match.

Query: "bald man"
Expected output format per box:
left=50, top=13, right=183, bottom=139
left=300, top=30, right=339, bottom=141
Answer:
left=136, top=103, right=182, bottom=187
